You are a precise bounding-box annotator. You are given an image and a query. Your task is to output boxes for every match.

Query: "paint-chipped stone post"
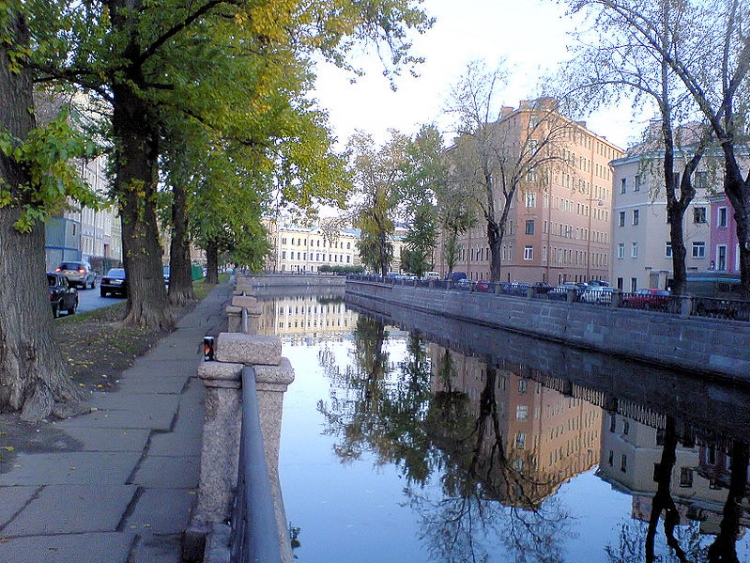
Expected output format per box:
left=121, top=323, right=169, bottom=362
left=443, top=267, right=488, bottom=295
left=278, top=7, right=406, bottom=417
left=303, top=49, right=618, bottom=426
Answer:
left=183, top=332, right=295, bottom=563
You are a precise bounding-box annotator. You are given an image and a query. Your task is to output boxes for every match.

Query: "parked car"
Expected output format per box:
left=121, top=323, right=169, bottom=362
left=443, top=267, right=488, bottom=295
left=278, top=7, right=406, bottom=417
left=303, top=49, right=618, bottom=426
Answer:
left=622, top=288, right=671, bottom=310
left=56, top=260, right=97, bottom=289
left=476, top=280, right=492, bottom=292
left=581, top=287, right=615, bottom=304
left=532, top=282, right=553, bottom=294
left=100, top=268, right=127, bottom=298
left=548, top=282, right=588, bottom=301
left=48, top=273, right=78, bottom=317
left=587, top=280, right=610, bottom=288
left=449, top=271, right=468, bottom=282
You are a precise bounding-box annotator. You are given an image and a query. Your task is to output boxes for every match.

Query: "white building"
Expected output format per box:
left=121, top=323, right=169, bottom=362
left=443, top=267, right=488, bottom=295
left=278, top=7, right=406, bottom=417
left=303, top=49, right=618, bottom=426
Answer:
left=610, top=150, right=715, bottom=292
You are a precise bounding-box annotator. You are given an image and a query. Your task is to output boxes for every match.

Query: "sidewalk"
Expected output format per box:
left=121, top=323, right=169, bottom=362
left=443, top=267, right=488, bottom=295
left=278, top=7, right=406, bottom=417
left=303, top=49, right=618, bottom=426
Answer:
left=0, top=282, right=232, bottom=563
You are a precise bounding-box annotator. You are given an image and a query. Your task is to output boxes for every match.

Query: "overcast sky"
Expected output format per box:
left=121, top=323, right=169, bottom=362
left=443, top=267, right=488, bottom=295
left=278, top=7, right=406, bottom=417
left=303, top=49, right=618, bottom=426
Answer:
left=311, top=0, right=643, bottom=151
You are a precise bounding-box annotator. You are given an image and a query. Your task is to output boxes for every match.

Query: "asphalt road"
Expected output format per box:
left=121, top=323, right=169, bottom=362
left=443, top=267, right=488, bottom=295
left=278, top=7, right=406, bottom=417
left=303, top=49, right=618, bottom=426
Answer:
left=75, top=283, right=125, bottom=313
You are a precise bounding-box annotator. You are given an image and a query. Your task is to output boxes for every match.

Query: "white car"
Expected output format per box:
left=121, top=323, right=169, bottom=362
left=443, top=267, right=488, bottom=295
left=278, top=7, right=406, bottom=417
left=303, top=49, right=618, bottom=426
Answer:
left=581, top=287, right=615, bottom=304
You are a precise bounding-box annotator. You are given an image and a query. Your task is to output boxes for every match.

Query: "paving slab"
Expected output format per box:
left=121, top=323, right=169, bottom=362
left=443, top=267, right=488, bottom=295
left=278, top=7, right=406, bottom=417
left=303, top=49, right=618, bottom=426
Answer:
left=1, top=484, right=137, bottom=536
left=115, top=376, right=188, bottom=395
left=0, top=486, right=38, bottom=528
left=125, top=488, right=197, bottom=534
left=0, top=451, right=141, bottom=486
left=131, top=455, right=200, bottom=488
left=129, top=533, right=184, bottom=563
left=47, top=426, right=150, bottom=453
left=120, top=358, right=202, bottom=380
left=0, top=532, right=135, bottom=563
left=86, top=391, right=181, bottom=414
left=50, top=406, right=175, bottom=431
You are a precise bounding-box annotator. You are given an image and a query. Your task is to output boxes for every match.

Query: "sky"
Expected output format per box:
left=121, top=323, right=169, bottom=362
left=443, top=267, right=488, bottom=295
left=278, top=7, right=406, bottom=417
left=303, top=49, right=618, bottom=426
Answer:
left=311, top=0, right=644, bottom=151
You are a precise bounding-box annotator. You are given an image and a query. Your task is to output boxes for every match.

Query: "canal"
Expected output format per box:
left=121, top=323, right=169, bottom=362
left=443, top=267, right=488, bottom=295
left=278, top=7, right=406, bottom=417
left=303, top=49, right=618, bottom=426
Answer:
left=254, top=288, right=750, bottom=563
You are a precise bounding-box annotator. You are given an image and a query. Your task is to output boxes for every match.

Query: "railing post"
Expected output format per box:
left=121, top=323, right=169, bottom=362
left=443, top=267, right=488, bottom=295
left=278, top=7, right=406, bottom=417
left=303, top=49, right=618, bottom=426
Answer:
left=680, top=295, right=693, bottom=317
left=184, top=361, right=243, bottom=562
left=185, top=331, right=295, bottom=563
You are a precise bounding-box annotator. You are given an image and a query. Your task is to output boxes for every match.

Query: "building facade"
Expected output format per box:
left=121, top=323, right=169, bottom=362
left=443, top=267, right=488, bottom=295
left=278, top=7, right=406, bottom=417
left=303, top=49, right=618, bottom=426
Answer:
left=435, top=99, right=623, bottom=285
left=45, top=156, right=122, bottom=273
left=610, top=150, right=719, bottom=292
left=265, top=220, right=360, bottom=273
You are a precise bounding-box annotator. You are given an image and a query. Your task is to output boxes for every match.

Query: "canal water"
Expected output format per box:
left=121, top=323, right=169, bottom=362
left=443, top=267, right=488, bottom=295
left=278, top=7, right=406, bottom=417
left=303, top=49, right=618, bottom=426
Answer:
left=257, top=290, right=750, bottom=563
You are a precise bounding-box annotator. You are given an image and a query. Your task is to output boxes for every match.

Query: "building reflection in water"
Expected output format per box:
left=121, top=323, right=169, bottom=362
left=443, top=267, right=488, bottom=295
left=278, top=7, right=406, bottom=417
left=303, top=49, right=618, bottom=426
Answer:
left=260, top=293, right=750, bottom=562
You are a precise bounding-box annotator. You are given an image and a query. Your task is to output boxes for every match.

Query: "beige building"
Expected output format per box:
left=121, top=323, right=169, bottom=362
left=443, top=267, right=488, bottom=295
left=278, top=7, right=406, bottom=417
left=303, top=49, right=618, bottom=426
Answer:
left=429, top=345, right=601, bottom=507
left=265, top=220, right=360, bottom=273
left=435, top=99, right=623, bottom=285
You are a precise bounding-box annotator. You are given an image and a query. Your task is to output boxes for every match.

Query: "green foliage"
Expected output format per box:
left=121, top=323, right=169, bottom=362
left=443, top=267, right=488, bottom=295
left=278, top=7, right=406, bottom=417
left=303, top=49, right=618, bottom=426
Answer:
left=318, top=264, right=364, bottom=274
left=0, top=109, right=99, bottom=232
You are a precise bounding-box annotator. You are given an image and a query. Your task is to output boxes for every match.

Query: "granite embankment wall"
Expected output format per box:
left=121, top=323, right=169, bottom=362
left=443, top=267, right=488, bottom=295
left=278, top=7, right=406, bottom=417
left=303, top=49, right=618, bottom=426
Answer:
left=345, top=279, right=750, bottom=382
left=245, top=274, right=346, bottom=289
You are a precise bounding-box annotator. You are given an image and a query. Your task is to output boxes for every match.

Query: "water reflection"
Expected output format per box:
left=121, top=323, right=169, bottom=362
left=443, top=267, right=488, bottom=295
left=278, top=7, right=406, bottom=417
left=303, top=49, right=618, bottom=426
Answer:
left=261, top=292, right=750, bottom=562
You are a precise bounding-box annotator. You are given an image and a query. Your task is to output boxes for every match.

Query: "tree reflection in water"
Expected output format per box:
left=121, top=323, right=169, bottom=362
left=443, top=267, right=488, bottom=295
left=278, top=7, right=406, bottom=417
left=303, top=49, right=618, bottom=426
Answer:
left=313, top=313, right=750, bottom=563
left=317, top=316, right=572, bottom=562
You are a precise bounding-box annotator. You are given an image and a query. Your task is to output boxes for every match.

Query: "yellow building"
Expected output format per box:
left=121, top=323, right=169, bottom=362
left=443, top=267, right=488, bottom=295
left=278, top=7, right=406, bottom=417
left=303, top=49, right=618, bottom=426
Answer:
left=264, top=220, right=360, bottom=273
left=436, top=99, right=623, bottom=285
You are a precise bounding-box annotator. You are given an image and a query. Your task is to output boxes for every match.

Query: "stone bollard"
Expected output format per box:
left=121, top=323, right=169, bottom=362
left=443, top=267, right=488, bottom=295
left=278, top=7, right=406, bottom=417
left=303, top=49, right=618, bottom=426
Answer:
left=227, top=295, right=263, bottom=333
left=679, top=295, right=692, bottom=317
left=184, top=332, right=295, bottom=563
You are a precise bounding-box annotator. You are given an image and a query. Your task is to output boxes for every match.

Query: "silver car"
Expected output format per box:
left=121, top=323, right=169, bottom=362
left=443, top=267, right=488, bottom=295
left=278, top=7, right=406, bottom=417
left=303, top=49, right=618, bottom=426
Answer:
left=56, top=261, right=97, bottom=289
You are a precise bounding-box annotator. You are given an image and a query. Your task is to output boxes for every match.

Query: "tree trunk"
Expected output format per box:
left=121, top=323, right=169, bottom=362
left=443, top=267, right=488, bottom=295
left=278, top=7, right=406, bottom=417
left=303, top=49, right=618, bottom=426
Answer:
left=205, top=238, right=220, bottom=284
left=108, top=2, right=173, bottom=330
left=111, top=80, right=174, bottom=330
left=168, top=180, right=196, bottom=306
left=0, top=12, right=82, bottom=420
left=723, top=162, right=750, bottom=298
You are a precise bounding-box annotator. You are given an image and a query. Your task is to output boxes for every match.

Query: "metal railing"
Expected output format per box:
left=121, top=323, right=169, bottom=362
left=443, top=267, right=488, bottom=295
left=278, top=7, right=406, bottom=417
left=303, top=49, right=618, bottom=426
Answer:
left=347, top=274, right=750, bottom=323
left=230, top=366, right=284, bottom=563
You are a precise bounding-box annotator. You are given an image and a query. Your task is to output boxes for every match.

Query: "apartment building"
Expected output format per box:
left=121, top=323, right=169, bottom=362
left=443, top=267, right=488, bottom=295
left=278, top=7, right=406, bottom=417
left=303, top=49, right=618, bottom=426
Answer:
left=610, top=149, right=717, bottom=292
left=44, top=155, right=122, bottom=272
left=435, top=99, right=623, bottom=285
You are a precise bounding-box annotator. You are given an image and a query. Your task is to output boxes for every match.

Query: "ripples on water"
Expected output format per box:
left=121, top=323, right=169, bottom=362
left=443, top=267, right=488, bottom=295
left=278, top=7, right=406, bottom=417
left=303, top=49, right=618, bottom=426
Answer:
left=262, top=291, right=750, bottom=563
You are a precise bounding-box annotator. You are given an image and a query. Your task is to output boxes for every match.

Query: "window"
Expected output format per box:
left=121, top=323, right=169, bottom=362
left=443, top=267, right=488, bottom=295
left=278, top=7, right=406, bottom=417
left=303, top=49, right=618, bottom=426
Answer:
left=621, top=178, right=627, bottom=194
left=666, top=242, right=672, bottom=258
left=524, top=246, right=534, bottom=261
left=634, top=174, right=642, bottom=191
left=692, top=241, right=706, bottom=258
left=619, top=212, right=625, bottom=227
left=617, top=243, right=625, bottom=259
left=623, top=420, right=630, bottom=435
left=281, top=251, right=286, bottom=259
left=621, top=454, right=628, bottom=473
left=290, top=251, right=295, bottom=259
left=518, top=379, right=528, bottom=394
left=516, top=405, right=528, bottom=420
left=695, top=171, right=708, bottom=189
left=693, top=207, right=707, bottom=224
left=717, top=245, right=727, bottom=270
left=631, top=242, right=638, bottom=258
left=680, top=468, right=694, bottom=488
left=718, top=207, right=728, bottom=228
left=525, top=219, right=535, bottom=234
left=525, top=192, right=537, bottom=208
left=609, top=415, right=616, bottom=432
left=633, top=210, right=639, bottom=225
left=527, top=167, right=538, bottom=183
left=608, top=450, right=614, bottom=467
left=515, top=433, right=526, bottom=449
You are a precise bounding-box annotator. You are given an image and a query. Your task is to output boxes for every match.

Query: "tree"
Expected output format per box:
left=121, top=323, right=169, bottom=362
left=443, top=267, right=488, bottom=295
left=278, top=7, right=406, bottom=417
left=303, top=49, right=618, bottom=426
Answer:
left=436, top=181, right=476, bottom=278
left=565, top=0, right=750, bottom=294
left=30, top=0, right=433, bottom=329
left=0, top=6, right=96, bottom=420
left=446, top=61, right=571, bottom=282
left=399, top=125, right=446, bottom=276
left=562, top=0, right=712, bottom=295
left=350, top=130, right=409, bottom=277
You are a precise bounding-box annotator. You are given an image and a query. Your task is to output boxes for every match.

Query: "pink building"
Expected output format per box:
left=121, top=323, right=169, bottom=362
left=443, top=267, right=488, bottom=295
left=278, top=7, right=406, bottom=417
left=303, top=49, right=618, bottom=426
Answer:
left=709, top=195, right=740, bottom=273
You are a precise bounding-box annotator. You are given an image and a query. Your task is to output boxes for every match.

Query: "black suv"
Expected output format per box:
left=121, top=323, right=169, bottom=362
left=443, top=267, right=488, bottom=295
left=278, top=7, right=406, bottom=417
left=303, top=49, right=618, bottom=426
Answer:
left=48, top=273, right=78, bottom=317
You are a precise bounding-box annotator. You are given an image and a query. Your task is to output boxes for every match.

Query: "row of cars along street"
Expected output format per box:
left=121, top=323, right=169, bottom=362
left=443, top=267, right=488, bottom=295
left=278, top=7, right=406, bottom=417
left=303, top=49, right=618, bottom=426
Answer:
left=47, top=261, right=128, bottom=318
